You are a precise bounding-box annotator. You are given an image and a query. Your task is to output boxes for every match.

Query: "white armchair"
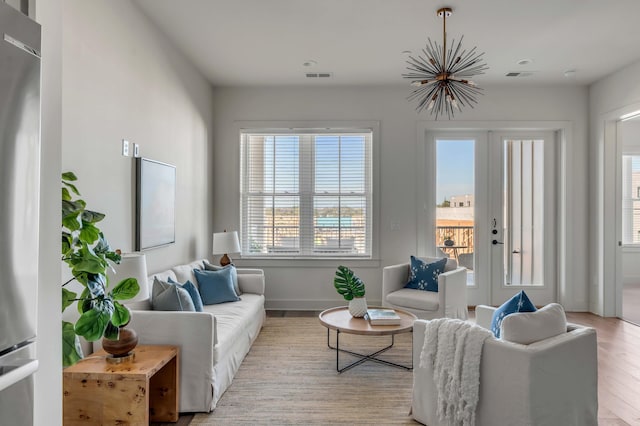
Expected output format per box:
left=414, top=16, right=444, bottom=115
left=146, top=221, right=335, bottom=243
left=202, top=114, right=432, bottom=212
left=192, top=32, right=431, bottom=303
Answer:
left=382, top=257, right=468, bottom=320
left=412, top=305, right=598, bottom=426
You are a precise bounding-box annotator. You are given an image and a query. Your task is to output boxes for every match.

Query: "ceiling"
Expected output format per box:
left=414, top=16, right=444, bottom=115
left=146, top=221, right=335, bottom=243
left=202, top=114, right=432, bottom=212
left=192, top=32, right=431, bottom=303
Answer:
left=133, top=0, right=640, bottom=87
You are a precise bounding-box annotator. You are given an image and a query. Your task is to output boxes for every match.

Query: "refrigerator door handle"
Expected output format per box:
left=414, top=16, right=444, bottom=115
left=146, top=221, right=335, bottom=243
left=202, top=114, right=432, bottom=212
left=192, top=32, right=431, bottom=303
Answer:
left=0, top=359, right=38, bottom=392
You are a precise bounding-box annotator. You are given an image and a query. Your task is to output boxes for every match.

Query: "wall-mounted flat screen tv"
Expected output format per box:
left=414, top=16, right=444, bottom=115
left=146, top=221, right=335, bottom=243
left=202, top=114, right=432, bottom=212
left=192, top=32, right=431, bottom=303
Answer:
left=136, top=157, right=176, bottom=250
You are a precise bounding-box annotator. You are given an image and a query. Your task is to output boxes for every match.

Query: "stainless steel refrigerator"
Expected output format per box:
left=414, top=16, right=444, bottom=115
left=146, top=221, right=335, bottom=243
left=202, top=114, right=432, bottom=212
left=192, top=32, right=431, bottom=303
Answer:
left=0, top=2, right=41, bottom=425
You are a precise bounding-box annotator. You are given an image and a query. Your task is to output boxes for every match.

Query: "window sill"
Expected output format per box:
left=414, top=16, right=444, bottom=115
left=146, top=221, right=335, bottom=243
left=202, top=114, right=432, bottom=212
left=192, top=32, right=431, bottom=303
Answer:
left=234, top=257, right=381, bottom=269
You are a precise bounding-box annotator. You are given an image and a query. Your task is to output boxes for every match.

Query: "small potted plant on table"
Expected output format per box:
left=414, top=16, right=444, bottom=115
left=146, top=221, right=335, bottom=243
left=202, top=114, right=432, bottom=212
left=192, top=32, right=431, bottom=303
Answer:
left=333, top=265, right=367, bottom=317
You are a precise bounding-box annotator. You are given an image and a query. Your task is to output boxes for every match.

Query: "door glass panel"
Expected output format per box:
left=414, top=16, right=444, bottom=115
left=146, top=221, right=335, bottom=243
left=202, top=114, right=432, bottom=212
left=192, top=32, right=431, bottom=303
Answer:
left=436, top=139, right=475, bottom=285
left=503, top=139, right=544, bottom=286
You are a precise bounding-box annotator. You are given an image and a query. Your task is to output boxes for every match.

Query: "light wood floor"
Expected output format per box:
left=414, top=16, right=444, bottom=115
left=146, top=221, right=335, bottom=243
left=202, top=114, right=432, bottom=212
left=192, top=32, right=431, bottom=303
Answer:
left=161, top=310, right=640, bottom=426
left=622, top=283, right=640, bottom=326
left=565, top=312, right=640, bottom=425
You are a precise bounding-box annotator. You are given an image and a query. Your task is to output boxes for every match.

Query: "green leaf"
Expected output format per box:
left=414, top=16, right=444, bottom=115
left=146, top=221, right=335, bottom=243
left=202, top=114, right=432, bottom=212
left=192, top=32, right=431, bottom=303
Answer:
left=110, top=278, right=139, bottom=301
left=75, top=308, right=110, bottom=341
left=61, top=233, right=71, bottom=255
left=62, top=321, right=84, bottom=367
left=62, top=288, right=77, bottom=312
left=80, top=298, right=92, bottom=314
left=72, top=258, right=104, bottom=277
left=62, top=171, right=78, bottom=182
left=72, top=245, right=106, bottom=275
left=103, top=321, right=119, bottom=340
left=62, top=180, right=80, bottom=196
left=81, top=210, right=105, bottom=224
left=73, top=271, right=89, bottom=287
left=111, top=301, right=130, bottom=327
left=79, top=222, right=100, bottom=244
left=76, top=288, right=92, bottom=314
left=105, top=250, right=121, bottom=263
left=62, top=199, right=85, bottom=217
left=62, top=187, right=71, bottom=201
left=62, top=212, right=82, bottom=231
left=333, top=265, right=365, bottom=301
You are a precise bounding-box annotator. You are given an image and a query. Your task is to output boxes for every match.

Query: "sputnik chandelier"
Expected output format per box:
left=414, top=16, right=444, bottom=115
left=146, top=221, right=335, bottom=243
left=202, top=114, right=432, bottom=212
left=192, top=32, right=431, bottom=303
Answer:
left=403, top=7, right=488, bottom=119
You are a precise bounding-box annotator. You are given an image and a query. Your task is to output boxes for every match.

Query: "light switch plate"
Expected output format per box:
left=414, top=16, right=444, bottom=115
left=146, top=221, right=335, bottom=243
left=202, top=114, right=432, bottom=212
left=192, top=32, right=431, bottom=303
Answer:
left=133, top=143, right=140, bottom=157
left=122, top=139, right=129, bottom=156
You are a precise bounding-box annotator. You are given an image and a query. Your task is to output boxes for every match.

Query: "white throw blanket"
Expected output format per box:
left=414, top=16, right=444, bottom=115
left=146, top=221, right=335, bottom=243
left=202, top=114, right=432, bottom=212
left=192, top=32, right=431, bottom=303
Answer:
left=420, top=318, right=493, bottom=426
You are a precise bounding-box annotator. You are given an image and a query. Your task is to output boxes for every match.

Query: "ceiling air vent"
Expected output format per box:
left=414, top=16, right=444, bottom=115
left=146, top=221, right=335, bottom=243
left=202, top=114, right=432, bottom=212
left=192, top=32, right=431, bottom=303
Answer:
left=505, top=71, right=534, bottom=77
left=305, top=72, right=333, bottom=79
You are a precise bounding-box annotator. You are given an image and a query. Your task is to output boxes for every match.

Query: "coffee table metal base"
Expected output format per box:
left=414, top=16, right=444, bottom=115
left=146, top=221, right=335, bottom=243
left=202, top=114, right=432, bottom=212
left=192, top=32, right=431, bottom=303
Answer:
left=327, top=328, right=413, bottom=373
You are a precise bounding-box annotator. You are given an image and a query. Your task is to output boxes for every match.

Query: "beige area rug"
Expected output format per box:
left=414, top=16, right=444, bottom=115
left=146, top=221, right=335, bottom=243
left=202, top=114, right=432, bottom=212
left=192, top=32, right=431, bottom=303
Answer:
left=192, top=316, right=418, bottom=425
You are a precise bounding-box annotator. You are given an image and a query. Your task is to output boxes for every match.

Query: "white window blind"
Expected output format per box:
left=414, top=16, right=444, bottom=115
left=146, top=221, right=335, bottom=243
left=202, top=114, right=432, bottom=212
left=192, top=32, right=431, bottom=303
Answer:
left=240, top=130, right=372, bottom=258
left=622, top=155, right=640, bottom=244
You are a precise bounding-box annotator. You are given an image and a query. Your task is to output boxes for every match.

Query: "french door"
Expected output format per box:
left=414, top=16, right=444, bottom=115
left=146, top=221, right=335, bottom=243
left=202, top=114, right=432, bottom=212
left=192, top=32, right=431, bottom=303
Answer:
left=430, top=130, right=557, bottom=306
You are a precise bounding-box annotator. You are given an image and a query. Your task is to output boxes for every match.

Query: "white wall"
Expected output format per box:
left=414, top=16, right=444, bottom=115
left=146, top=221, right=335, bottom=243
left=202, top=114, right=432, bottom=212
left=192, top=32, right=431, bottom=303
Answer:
left=62, top=0, right=214, bottom=275
left=34, top=1, right=214, bottom=424
left=589, top=58, right=640, bottom=316
left=35, top=0, right=62, bottom=424
left=211, top=84, right=589, bottom=311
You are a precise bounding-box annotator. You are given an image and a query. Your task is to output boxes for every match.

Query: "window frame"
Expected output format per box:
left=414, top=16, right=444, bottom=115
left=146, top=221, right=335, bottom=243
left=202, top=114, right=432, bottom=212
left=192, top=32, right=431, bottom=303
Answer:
left=237, top=121, right=380, bottom=261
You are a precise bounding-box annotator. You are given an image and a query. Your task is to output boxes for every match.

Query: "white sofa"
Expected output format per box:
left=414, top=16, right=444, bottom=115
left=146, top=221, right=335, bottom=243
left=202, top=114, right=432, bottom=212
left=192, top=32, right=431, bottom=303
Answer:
left=412, top=305, right=598, bottom=426
left=96, top=259, right=265, bottom=413
left=382, top=257, right=468, bottom=320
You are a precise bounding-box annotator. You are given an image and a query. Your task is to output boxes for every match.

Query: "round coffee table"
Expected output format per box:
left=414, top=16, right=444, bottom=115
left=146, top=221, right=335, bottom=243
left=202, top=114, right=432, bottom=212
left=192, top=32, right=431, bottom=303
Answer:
left=318, top=306, right=417, bottom=373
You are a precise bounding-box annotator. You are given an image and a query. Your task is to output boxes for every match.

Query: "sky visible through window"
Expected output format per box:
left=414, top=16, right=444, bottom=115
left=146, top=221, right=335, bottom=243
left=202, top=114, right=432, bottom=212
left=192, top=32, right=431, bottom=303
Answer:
left=436, top=139, right=474, bottom=204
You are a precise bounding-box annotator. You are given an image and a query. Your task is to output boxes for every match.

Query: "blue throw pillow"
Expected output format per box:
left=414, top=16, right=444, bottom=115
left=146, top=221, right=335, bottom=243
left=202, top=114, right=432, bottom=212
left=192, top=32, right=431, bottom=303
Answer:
left=151, top=277, right=196, bottom=312
left=168, top=277, right=204, bottom=312
left=194, top=268, right=241, bottom=305
left=404, top=256, right=447, bottom=292
left=491, top=290, right=537, bottom=338
left=203, top=261, right=240, bottom=296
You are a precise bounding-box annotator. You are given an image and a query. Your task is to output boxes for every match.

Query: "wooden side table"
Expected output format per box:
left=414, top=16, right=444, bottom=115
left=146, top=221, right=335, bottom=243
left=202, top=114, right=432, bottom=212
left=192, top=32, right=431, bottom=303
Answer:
left=63, top=345, right=179, bottom=425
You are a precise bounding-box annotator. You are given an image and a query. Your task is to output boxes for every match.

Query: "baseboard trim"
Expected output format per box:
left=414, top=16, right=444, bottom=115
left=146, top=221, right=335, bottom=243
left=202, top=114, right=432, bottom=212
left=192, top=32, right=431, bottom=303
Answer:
left=265, top=299, right=383, bottom=311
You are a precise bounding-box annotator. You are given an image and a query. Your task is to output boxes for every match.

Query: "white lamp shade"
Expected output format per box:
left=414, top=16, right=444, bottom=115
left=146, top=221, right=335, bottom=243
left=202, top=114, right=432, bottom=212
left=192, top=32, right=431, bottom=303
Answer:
left=212, top=231, right=241, bottom=255
left=109, top=252, right=149, bottom=303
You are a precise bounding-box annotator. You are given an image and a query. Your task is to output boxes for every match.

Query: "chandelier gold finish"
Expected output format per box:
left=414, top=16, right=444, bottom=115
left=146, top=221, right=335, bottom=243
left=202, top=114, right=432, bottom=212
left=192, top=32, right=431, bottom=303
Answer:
left=403, top=7, right=488, bottom=119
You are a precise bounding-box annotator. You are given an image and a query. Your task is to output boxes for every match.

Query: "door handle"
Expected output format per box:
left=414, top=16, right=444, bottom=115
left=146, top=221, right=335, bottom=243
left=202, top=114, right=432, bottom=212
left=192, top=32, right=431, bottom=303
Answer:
left=512, top=250, right=521, bottom=254
left=0, top=359, right=38, bottom=392
left=492, top=240, right=503, bottom=245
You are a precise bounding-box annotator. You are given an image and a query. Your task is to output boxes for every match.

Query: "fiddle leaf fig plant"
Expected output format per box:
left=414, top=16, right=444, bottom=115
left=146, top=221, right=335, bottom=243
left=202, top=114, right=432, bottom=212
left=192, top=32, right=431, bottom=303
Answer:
left=333, top=265, right=365, bottom=301
left=61, top=172, right=139, bottom=367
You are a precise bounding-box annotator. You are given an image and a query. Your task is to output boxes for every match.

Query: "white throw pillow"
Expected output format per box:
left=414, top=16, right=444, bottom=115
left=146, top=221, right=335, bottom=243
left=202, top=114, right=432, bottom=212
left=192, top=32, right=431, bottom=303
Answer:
left=500, top=303, right=567, bottom=344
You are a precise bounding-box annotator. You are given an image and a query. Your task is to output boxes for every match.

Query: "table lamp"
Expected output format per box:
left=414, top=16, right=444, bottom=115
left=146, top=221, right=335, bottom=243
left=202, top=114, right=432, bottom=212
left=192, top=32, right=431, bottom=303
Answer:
left=212, top=230, right=241, bottom=266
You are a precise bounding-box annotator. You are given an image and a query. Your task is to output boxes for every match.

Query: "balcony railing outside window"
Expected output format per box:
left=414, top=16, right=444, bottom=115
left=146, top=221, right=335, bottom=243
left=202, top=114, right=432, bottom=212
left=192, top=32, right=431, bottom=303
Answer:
left=435, top=225, right=474, bottom=256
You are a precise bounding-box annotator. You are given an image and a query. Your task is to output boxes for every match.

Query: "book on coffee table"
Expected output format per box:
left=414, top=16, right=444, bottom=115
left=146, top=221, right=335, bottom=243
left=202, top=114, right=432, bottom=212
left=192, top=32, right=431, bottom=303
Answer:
left=365, top=308, right=401, bottom=325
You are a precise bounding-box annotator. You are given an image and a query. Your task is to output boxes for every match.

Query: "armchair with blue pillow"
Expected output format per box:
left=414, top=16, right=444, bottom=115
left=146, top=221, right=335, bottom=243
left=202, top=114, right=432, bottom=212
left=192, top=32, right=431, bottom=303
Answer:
left=411, top=291, right=598, bottom=426
left=382, top=256, right=468, bottom=320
